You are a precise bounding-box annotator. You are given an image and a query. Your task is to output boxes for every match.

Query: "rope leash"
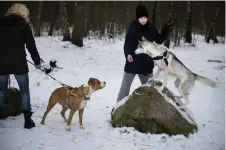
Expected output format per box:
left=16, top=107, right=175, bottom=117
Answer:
left=27, top=60, right=71, bottom=88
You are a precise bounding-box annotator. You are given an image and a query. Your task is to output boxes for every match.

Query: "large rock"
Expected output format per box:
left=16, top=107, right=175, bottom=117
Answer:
left=0, top=87, right=22, bottom=119
left=111, top=80, right=198, bottom=136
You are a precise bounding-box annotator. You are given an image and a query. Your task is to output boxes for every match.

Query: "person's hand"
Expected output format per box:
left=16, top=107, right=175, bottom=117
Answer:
left=35, top=64, right=41, bottom=69
left=161, top=17, right=175, bottom=36
left=127, top=54, right=134, bottom=62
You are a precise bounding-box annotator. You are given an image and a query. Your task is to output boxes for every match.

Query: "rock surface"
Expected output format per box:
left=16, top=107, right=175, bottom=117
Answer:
left=111, top=80, right=198, bottom=136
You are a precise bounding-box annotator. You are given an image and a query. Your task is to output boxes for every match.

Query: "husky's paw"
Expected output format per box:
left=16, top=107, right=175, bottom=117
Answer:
left=175, top=95, right=183, bottom=100
left=179, top=105, right=186, bottom=109
left=65, top=125, right=71, bottom=131
left=159, top=86, right=165, bottom=91
left=148, top=78, right=154, bottom=81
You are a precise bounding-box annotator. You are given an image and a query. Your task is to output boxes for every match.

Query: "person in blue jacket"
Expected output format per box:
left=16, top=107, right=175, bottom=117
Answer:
left=117, top=4, right=173, bottom=102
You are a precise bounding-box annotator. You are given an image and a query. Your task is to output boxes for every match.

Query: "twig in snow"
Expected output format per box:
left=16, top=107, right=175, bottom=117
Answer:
left=207, top=59, right=224, bottom=63
left=213, top=65, right=225, bottom=70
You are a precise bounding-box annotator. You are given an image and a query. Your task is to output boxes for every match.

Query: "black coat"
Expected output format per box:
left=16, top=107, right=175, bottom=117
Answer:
left=123, top=20, right=167, bottom=75
left=0, top=14, right=40, bottom=75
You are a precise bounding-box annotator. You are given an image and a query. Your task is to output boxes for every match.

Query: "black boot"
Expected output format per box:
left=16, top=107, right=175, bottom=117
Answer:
left=0, top=109, right=2, bottom=119
left=23, top=111, right=35, bottom=129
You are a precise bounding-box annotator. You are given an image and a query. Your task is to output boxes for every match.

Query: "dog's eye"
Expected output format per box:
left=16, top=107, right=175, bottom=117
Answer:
left=138, top=44, right=142, bottom=48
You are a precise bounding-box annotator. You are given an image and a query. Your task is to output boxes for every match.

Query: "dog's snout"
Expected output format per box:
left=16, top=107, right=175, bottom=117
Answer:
left=101, top=81, right=106, bottom=88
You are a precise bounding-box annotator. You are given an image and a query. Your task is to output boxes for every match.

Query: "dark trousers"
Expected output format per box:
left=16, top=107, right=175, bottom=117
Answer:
left=0, top=73, right=31, bottom=111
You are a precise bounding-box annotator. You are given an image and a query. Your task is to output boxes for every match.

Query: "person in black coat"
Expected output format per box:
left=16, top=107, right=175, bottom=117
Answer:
left=117, top=4, right=172, bottom=102
left=0, top=3, right=41, bottom=129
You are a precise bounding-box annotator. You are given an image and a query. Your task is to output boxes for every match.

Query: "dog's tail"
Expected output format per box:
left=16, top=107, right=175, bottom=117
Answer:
left=195, top=74, right=216, bottom=88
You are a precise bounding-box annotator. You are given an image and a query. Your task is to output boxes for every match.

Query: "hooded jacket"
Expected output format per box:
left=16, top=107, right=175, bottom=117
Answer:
left=0, top=14, right=40, bottom=75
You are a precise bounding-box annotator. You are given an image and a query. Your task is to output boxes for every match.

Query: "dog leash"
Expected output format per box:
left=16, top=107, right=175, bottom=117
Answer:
left=27, top=60, right=90, bottom=100
left=27, top=59, right=71, bottom=88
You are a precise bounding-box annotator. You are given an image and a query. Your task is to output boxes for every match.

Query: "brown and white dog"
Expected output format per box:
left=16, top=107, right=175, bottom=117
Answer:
left=40, top=78, right=106, bottom=131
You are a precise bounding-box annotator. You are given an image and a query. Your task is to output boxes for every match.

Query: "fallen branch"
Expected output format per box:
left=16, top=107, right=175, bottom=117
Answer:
left=207, top=59, right=224, bottom=63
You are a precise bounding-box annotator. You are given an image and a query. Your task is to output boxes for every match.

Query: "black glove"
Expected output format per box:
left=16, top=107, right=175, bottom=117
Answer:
left=161, top=17, right=176, bottom=36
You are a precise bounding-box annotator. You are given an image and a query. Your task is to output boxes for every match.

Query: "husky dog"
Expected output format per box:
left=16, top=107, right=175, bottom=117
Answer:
left=135, top=37, right=216, bottom=108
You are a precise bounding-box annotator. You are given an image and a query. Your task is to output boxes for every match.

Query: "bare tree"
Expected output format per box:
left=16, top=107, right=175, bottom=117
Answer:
left=100, top=1, right=108, bottom=37
left=71, top=2, right=85, bottom=47
left=173, top=3, right=180, bottom=48
left=84, top=1, right=90, bottom=37
left=125, top=2, right=131, bottom=27
left=206, top=3, right=219, bottom=44
left=184, top=1, right=192, bottom=43
left=164, top=1, right=174, bottom=48
left=48, top=2, right=55, bottom=36
left=108, top=1, right=116, bottom=39
left=62, top=1, right=71, bottom=41
left=151, top=1, right=157, bottom=24
left=1, top=1, right=224, bottom=41
left=200, top=2, right=206, bottom=37
left=34, top=1, right=43, bottom=37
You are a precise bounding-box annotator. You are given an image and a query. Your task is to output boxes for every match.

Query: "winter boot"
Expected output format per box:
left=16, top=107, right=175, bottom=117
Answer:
left=23, top=111, right=35, bottom=129
left=0, top=109, right=2, bottom=119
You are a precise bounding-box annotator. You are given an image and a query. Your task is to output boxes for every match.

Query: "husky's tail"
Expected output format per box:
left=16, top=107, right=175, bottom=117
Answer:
left=195, top=74, right=216, bottom=88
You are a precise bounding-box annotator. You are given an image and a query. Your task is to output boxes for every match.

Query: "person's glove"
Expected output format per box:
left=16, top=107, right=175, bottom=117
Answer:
left=161, top=17, right=176, bottom=36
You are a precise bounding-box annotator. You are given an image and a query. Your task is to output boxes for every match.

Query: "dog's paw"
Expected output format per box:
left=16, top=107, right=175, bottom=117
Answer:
left=148, top=78, right=154, bottom=82
left=148, top=78, right=152, bottom=81
left=80, top=125, right=85, bottom=129
left=175, top=95, right=183, bottom=99
left=159, top=86, right=164, bottom=91
left=65, top=125, right=71, bottom=131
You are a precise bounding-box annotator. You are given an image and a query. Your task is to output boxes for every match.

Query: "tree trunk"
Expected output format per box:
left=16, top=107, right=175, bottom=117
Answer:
left=200, top=2, right=206, bottom=37
left=164, top=1, right=174, bottom=48
left=108, top=1, right=116, bottom=39
left=71, top=2, right=85, bottom=47
left=62, top=1, right=71, bottom=41
left=174, top=18, right=179, bottom=47
left=48, top=23, right=54, bottom=36
left=184, top=1, right=192, bottom=43
left=48, top=3, right=55, bottom=36
left=206, top=3, right=219, bottom=44
left=84, top=1, right=90, bottom=37
left=34, top=1, right=43, bottom=37
left=151, top=1, right=157, bottom=24
left=100, top=1, right=108, bottom=37
left=125, top=2, right=131, bottom=28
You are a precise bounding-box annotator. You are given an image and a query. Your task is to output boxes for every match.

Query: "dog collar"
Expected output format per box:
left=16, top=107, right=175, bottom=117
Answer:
left=152, top=51, right=168, bottom=66
left=81, top=85, right=90, bottom=100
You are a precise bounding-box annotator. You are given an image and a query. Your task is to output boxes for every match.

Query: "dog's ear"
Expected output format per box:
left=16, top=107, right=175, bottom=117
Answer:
left=138, top=41, right=143, bottom=48
left=142, top=36, right=147, bottom=41
left=88, top=78, right=95, bottom=86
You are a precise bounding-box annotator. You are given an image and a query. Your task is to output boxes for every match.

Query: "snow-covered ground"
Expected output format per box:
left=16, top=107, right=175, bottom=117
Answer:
left=0, top=36, right=225, bottom=150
